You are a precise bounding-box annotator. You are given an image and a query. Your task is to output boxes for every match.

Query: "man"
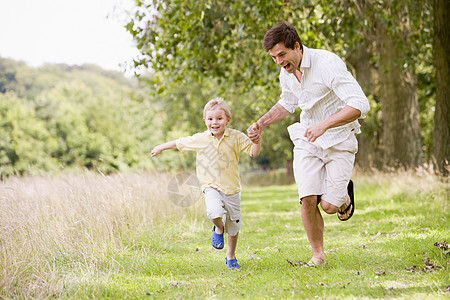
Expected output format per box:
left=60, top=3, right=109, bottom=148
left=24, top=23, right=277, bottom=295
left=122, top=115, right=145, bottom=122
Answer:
left=247, top=21, right=370, bottom=267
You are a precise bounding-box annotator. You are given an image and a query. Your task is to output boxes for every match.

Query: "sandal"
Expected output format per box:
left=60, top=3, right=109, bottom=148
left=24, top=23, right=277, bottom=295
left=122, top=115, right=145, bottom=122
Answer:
left=301, top=259, right=325, bottom=268
left=338, top=180, right=355, bottom=221
left=211, top=226, right=224, bottom=249
left=225, top=257, right=240, bottom=269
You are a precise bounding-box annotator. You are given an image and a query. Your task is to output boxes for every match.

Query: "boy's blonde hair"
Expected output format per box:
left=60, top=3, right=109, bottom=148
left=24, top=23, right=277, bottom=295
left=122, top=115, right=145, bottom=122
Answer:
left=203, top=97, right=231, bottom=119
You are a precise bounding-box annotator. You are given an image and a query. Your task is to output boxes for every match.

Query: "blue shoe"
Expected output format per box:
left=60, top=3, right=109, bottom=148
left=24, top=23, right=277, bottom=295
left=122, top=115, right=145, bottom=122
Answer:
left=225, top=257, right=240, bottom=269
left=211, top=226, right=224, bottom=249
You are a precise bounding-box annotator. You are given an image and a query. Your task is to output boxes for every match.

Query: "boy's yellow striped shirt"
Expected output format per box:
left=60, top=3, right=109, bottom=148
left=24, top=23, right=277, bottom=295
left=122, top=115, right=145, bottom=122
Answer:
left=176, top=128, right=254, bottom=195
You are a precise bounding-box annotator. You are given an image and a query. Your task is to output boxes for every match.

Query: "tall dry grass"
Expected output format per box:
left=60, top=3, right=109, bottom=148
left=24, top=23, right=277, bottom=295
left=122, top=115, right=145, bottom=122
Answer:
left=354, top=168, right=449, bottom=207
left=0, top=171, right=204, bottom=298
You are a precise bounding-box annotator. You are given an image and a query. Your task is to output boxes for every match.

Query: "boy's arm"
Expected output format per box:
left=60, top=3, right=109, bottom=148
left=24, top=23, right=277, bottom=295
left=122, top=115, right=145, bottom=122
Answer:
left=251, top=140, right=261, bottom=157
left=151, top=140, right=177, bottom=157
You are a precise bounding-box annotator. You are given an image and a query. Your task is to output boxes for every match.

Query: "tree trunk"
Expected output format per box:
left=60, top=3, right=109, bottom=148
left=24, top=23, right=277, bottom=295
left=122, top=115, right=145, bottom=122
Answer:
left=433, top=0, right=450, bottom=176
left=349, top=42, right=383, bottom=170
left=376, top=24, right=422, bottom=169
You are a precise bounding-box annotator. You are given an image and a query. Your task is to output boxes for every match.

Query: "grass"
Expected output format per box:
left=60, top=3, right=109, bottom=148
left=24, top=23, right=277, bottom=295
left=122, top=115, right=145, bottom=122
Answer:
left=0, top=170, right=448, bottom=299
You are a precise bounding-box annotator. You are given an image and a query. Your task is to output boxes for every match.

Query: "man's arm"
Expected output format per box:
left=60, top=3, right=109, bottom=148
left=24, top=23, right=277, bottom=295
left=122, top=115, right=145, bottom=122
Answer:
left=247, top=103, right=290, bottom=143
left=304, top=105, right=361, bottom=142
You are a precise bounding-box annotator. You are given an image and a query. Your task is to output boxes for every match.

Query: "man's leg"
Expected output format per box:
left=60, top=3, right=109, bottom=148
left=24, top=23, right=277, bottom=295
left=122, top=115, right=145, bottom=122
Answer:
left=301, top=195, right=325, bottom=266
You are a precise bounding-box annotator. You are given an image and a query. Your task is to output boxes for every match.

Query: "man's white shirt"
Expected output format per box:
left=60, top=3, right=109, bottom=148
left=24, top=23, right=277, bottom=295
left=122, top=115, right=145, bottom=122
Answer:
left=278, top=45, right=370, bottom=149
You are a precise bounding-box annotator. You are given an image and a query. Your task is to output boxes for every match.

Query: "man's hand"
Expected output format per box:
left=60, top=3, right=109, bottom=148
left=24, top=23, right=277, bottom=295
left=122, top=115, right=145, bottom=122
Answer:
left=247, top=122, right=262, bottom=144
left=304, top=122, right=327, bottom=142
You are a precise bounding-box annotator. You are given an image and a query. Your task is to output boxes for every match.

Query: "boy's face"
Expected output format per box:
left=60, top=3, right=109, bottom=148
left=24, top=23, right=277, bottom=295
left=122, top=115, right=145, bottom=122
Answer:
left=269, top=41, right=303, bottom=74
left=203, top=107, right=230, bottom=139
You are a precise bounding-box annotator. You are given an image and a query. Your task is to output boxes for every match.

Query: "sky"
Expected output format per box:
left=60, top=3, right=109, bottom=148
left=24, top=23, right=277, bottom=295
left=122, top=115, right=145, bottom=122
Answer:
left=0, top=0, right=140, bottom=76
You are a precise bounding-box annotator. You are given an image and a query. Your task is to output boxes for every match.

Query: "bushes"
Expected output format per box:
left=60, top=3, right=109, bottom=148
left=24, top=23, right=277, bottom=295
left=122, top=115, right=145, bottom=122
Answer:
left=0, top=60, right=152, bottom=176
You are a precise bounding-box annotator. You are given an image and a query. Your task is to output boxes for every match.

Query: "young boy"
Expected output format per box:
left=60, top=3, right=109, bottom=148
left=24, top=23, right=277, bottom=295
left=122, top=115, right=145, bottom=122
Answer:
left=151, top=98, right=261, bottom=270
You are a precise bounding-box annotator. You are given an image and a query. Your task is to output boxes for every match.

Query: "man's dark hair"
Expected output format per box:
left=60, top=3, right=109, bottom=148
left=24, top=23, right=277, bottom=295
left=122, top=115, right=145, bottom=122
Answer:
left=263, top=21, right=303, bottom=52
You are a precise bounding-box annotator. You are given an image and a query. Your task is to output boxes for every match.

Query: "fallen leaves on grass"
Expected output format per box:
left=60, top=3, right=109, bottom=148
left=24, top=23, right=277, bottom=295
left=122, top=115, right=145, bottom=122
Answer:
left=405, top=257, right=442, bottom=273
left=434, top=241, right=450, bottom=258
left=405, top=265, right=417, bottom=272
left=422, top=257, right=442, bottom=272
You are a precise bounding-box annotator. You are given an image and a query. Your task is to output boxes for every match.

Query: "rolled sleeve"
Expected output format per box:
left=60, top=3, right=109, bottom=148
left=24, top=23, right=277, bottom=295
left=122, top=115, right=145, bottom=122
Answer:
left=278, top=72, right=299, bottom=114
left=323, top=56, right=370, bottom=119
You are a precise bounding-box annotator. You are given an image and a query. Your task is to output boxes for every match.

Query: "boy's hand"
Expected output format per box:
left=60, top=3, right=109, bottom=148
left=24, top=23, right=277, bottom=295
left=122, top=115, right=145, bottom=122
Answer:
left=150, top=141, right=177, bottom=157
left=151, top=146, right=162, bottom=157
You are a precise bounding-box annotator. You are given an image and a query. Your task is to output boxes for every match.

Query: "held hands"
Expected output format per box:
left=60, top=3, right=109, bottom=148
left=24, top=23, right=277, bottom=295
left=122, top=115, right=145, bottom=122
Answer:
left=247, top=122, right=262, bottom=144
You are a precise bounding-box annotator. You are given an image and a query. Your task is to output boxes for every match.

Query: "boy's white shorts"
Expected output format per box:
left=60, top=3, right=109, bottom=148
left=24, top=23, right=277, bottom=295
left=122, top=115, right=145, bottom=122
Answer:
left=293, top=133, right=358, bottom=207
left=204, top=187, right=241, bottom=236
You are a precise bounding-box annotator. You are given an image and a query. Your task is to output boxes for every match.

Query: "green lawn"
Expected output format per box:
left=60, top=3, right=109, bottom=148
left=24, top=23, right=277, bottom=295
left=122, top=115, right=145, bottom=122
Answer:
left=0, top=172, right=448, bottom=299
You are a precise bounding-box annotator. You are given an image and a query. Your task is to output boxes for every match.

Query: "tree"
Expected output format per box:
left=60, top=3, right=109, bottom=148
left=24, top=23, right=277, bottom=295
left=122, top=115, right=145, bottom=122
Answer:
left=127, top=0, right=435, bottom=170
left=310, top=0, right=434, bottom=170
left=0, top=92, right=58, bottom=175
left=433, top=0, right=450, bottom=176
left=0, top=58, right=156, bottom=176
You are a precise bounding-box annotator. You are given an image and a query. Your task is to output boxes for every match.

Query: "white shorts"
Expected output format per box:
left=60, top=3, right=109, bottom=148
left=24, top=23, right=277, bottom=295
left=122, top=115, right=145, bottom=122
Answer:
left=204, top=187, right=241, bottom=236
left=292, top=133, right=358, bottom=207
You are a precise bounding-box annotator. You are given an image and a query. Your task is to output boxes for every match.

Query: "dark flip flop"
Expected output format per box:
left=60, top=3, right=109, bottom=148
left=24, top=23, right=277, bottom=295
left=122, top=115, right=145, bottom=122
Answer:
left=338, top=180, right=354, bottom=221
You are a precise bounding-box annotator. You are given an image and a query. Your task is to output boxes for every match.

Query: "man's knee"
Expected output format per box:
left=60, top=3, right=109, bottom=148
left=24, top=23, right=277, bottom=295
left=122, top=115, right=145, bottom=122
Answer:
left=320, top=200, right=338, bottom=214
left=301, top=195, right=319, bottom=208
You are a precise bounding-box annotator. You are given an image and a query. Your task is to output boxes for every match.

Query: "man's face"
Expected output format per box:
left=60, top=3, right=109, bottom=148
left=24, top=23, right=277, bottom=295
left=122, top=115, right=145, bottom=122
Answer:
left=269, top=42, right=303, bottom=74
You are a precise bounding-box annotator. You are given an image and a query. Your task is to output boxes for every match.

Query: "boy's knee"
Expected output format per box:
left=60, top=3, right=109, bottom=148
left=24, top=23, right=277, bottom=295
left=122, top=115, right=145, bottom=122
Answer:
left=207, top=208, right=225, bottom=220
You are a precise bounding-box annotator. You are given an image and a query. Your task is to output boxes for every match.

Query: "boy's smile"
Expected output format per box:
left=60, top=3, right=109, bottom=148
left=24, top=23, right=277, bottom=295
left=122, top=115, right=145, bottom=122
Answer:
left=204, top=107, right=230, bottom=140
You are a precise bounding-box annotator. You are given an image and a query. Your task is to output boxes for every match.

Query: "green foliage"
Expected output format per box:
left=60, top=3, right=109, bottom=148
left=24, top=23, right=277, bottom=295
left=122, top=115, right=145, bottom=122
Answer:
left=126, top=0, right=437, bottom=170
left=0, top=58, right=157, bottom=176
left=0, top=0, right=440, bottom=174
left=0, top=92, right=58, bottom=175
left=128, top=0, right=282, bottom=90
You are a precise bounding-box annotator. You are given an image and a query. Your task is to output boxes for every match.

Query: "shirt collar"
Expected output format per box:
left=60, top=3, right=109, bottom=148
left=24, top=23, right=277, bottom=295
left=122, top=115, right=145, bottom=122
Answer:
left=207, top=128, right=230, bottom=138
left=280, top=45, right=310, bottom=77
left=299, top=45, right=310, bottom=71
